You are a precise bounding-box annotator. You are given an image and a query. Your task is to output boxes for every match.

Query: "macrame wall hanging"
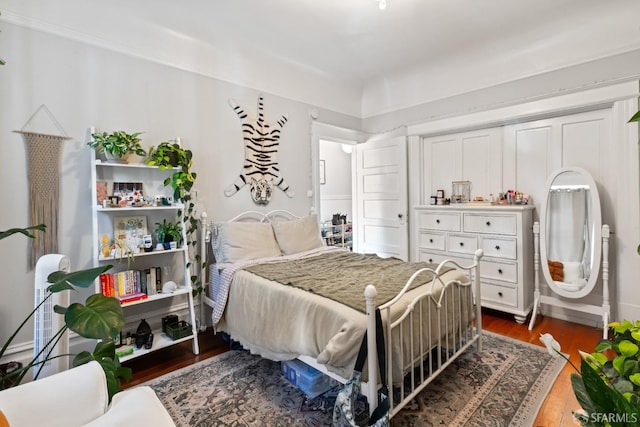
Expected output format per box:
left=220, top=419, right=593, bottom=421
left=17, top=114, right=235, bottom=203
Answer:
left=225, top=93, right=294, bottom=205
left=14, top=105, right=71, bottom=269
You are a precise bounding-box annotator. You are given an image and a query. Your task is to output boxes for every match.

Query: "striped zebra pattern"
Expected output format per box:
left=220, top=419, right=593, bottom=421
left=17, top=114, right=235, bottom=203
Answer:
left=225, top=94, right=294, bottom=205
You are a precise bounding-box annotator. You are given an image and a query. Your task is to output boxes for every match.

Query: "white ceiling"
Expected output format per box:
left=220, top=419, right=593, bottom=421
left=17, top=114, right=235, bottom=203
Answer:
left=3, top=0, right=640, bottom=117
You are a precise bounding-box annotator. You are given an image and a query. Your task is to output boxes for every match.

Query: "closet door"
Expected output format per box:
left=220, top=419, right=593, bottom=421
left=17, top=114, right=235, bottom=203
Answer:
left=503, top=108, right=612, bottom=223
left=421, top=127, right=502, bottom=203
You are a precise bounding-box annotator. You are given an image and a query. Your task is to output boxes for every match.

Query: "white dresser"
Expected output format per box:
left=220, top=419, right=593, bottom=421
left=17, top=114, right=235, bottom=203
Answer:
left=413, top=205, right=535, bottom=323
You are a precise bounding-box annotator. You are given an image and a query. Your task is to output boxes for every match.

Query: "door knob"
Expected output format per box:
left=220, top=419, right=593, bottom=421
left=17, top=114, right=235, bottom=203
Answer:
left=398, top=213, right=403, bottom=219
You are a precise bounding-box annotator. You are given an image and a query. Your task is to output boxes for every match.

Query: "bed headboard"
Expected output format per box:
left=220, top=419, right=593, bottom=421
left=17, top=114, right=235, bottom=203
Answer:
left=223, top=209, right=302, bottom=226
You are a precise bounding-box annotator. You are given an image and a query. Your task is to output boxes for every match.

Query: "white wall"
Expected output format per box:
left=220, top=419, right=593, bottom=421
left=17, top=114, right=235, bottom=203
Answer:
left=0, top=22, right=359, bottom=360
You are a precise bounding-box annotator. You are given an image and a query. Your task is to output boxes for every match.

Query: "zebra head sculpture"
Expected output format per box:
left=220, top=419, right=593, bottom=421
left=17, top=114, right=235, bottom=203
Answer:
left=224, top=94, right=295, bottom=205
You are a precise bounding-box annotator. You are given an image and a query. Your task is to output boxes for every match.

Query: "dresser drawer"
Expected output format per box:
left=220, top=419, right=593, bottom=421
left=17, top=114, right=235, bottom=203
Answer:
left=481, top=237, right=517, bottom=260
left=417, top=251, right=468, bottom=268
left=480, top=259, right=517, bottom=283
left=482, top=282, right=518, bottom=308
left=418, top=212, right=461, bottom=232
left=463, top=214, right=517, bottom=235
left=418, top=231, right=446, bottom=251
left=447, top=233, right=478, bottom=255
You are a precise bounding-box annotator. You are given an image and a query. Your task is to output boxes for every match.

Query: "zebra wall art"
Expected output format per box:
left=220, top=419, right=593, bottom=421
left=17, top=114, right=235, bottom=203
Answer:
left=225, top=94, right=294, bottom=205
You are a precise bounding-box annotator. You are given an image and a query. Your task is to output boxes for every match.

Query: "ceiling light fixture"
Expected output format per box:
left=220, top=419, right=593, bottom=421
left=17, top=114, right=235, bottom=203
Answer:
left=377, top=0, right=387, bottom=10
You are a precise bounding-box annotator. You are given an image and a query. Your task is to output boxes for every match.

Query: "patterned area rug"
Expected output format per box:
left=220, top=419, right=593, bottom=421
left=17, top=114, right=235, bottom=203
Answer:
left=142, top=331, right=565, bottom=426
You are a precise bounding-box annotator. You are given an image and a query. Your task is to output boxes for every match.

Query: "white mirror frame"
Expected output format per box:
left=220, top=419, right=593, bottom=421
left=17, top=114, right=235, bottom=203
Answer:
left=539, top=166, right=602, bottom=299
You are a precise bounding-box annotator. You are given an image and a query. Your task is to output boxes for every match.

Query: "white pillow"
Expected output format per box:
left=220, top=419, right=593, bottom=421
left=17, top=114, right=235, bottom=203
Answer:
left=272, top=214, right=324, bottom=255
left=215, top=221, right=281, bottom=263
left=563, top=261, right=584, bottom=283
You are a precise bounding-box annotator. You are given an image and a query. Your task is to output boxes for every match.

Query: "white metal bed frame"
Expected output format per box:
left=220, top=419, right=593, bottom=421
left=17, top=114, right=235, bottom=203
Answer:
left=198, top=210, right=483, bottom=418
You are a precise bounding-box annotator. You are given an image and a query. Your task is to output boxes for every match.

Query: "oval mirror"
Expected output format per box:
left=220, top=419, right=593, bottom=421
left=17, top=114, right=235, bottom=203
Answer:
left=539, top=167, right=602, bottom=298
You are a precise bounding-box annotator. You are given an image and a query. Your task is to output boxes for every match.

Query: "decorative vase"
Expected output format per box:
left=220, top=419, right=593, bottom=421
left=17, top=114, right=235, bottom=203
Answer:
left=134, top=319, right=152, bottom=349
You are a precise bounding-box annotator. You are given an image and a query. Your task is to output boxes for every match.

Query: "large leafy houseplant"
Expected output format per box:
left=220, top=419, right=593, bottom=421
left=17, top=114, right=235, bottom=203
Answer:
left=541, top=322, right=640, bottom=426
left=0, top=225, right=131, bottom=399
left=146, top=141, right=203, bottom=296
left=88, top=130, right=146, bottom=162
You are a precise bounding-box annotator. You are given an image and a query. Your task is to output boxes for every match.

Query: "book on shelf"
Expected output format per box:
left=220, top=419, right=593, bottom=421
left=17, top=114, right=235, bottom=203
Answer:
left=99, top=267, right=164, bottom=302
left=117, top=292, right=148, bottom=304
left=99, top=273, right=115, bottom=297
left=146, top=268, right=156, bottom=296
left=154, top=267, right=162, bottom=293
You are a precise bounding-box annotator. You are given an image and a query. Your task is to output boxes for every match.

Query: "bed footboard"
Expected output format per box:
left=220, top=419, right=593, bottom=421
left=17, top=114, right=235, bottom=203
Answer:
left=363, top=249, right=483, bottom=418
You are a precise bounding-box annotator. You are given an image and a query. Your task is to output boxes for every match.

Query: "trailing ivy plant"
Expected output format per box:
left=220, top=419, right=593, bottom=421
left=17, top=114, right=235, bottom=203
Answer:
left=146, top=141, right=203, bottom=296
left=0, top=225, right=131, bottom=399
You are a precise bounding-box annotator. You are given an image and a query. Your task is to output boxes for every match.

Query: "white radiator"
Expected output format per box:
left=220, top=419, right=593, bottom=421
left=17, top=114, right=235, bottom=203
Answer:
left=33, top=254, right=70, bottom=379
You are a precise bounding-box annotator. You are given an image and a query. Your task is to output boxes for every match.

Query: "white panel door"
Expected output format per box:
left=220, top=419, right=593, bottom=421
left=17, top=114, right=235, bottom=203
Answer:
left=422, top=127, right=502, bottom=202
left=429, top=136, right=457, bottom=199
left=461, top=131, right=501, bottom=200
left=503, top=109, right=610, bottom=222
left=355, top=136, right=408, bottom=260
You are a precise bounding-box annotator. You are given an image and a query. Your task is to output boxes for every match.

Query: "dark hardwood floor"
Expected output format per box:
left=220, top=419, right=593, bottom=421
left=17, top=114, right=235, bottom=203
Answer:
left=122, top=309, right=602, bottom=426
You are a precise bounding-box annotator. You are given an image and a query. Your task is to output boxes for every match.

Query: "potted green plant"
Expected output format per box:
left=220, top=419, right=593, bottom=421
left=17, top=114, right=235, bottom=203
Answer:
left=541, top=322, right=640, bottom=426
left=147, top=141, right=203, bottom=296
left=155, top=218, right=182, bottom=249
left=88, top=131, right=146, bottom=163
left=0, top=225, right=131, bottom=400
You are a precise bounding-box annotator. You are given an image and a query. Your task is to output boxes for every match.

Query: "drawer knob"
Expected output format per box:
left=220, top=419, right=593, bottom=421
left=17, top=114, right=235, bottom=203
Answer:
left=495, top=245, right=500, bottom=250
left=459, top=242, right=464, bottom=247
left=436, top=219, right=440, bottom=224
left=498, top=292, right=503, bottom=297
left=428, top=258, right=433, bottom=263
left=498, top=269, right=503, bottom=274
left=486, top=221, right=491, bottom=226
left=429, top=238, right=433, bottom=243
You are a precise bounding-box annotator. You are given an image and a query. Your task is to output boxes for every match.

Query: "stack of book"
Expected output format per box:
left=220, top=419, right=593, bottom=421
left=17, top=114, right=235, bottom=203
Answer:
left=99, top=267, right=163, bottom=303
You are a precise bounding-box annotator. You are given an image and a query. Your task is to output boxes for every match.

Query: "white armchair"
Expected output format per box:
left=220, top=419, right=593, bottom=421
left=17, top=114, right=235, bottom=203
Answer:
left=0, top=361, right=175, bottom=427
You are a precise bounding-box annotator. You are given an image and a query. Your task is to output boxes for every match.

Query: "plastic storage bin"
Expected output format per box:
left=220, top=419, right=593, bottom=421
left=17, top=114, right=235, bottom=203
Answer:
left=166, top=321, right=192, bottom=340
left=281, top=359, right=335, bottom=398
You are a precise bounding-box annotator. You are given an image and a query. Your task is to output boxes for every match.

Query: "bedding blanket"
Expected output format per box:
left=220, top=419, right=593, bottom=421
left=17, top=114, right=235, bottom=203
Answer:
left=244, top=251, right=451, bottom=313
left=212, top=247, right=473, bottom=380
